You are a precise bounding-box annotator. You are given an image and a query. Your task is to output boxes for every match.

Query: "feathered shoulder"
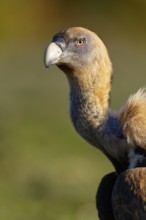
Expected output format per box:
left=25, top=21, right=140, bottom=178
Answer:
left=119, top=88, right=146, bottom=149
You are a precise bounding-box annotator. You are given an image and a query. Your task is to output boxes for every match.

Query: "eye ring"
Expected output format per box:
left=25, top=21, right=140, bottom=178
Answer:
left=76, top=38, right=86, bottom=46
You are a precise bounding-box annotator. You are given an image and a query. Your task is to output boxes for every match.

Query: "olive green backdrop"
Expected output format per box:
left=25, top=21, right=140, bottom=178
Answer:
left=0, top=0, right=146, bottom=219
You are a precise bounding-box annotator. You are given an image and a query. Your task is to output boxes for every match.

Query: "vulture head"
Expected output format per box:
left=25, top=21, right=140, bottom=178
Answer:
left=44, top=27, right=112, bottom=81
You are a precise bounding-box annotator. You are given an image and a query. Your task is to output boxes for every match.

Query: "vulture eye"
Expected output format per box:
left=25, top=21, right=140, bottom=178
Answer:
left=76, top=38, right=86, bottom=46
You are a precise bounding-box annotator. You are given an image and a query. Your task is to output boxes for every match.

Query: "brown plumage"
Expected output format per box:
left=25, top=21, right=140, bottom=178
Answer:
left=112, top=168, right=146, bottom=219
left=44, top=27, right=146, bottom=219
left=120, top=89, right=146, bottom=148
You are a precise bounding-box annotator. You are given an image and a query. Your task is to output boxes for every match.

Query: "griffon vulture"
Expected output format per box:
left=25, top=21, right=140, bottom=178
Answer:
left=44, top=27, right=146, bottom=219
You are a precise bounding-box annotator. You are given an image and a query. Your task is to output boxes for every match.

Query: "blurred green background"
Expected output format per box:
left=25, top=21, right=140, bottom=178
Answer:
left=0, top=0, right=146, bottom=219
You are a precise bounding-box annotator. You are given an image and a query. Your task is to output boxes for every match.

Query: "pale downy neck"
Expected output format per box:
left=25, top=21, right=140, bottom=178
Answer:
left=65, top=62, right=112, bottom=145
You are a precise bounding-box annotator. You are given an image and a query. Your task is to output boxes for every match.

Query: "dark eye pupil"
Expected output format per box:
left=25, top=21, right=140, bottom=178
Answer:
left=77, top=38, right=85, bottom=45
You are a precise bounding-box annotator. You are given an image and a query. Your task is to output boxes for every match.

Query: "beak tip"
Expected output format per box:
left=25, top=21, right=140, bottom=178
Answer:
left=44, top=65, right=49, bottom=70
left=44, top=59, right=49, bottom=69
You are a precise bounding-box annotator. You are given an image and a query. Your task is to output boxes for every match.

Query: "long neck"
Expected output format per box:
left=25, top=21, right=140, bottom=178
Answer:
left=67, top=64, right=112, bottom=144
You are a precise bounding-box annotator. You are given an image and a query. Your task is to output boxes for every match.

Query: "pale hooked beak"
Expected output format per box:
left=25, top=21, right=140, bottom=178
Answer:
left=44, top=42, right=63, bottom=68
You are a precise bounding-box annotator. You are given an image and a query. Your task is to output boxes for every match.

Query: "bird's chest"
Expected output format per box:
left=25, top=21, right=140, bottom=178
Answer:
left=97, top=116, right=130, bottom=162
left=70, top=99, right=130, bottom=164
